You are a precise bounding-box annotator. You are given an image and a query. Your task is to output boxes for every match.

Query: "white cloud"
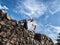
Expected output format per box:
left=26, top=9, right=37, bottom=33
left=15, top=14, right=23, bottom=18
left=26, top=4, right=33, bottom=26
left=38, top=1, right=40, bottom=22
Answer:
left=53, top=26, right=60, bottom=33
left=44, top=24, right=60, bottom=43
left=48, top=34, right=57, bottom=43
left=36, top=23, right=58, bottom=43
left=45, top=24, right=60, bottom=33
left=49, top=0, right=60, bottom=14
left=3, top=6, right=8, bottom=9
left=0, top=5, right=8, bottom=10
left=14, top=0, right=47, bottom=18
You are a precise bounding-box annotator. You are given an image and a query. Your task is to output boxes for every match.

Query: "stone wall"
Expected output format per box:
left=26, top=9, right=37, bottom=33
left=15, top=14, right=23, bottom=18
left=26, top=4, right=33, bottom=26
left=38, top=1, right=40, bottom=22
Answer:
left=0, top=10, right=54, bottom=45
left=34, top=33, right=54, bottom=45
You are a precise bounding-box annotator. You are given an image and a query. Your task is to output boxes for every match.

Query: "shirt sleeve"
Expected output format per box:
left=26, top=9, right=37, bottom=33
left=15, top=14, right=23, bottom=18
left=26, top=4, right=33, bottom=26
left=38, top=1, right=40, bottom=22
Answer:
left=32, top=21, right=37, bottom=26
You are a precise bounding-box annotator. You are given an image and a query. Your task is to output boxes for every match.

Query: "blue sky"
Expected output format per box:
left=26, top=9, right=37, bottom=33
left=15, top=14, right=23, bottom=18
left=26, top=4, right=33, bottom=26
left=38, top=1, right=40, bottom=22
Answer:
left=0, top=0, right=60, bottom=43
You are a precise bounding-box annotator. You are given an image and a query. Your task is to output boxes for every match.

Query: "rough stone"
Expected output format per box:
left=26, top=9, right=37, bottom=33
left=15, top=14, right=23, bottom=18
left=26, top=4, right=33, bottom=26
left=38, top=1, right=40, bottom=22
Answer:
left=0, top=10, right=54, bottom=45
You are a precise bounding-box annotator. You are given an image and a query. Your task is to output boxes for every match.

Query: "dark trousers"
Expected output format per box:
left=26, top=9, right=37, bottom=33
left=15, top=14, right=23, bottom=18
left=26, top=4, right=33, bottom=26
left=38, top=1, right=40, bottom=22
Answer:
left=23, top=19, right=28, bottom=30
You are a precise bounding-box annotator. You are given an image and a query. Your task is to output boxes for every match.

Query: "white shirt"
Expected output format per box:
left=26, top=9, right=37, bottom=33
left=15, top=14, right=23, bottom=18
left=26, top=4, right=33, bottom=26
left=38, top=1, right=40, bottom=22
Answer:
left=27, top=21, right=37, bottom=30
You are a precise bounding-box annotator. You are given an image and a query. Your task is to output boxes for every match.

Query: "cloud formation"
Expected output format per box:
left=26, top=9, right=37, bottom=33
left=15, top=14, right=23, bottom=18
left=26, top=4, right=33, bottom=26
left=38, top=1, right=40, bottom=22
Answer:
left=44, top=24, right=60, bottom=43
left=49, top=0, right=60, bottom=14
left=49, top=25, right=60, bottom=33
left=14, top=0, right=47, bottom=18
left=0, top=5, right=8, bottom=10
left=14, top=0, right=60, bottom=18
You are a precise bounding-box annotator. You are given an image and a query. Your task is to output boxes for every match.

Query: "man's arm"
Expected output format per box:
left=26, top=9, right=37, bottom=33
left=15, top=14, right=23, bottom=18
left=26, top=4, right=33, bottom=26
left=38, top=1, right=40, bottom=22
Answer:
left=32, top=24, right=36, bottom=32
left=34, top=25, right=36, bottom=30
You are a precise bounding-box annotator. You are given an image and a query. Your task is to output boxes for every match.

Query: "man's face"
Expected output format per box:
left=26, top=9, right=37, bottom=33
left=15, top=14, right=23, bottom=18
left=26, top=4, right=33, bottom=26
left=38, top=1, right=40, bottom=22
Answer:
left=31, top=20, right=34, bottom=22
left=31, top=19, right=34, bottom=22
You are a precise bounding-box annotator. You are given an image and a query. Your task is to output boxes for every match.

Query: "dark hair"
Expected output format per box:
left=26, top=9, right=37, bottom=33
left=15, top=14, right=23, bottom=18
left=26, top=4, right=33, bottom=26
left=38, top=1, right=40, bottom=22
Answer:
left=31, top=19, right=34, bottom=22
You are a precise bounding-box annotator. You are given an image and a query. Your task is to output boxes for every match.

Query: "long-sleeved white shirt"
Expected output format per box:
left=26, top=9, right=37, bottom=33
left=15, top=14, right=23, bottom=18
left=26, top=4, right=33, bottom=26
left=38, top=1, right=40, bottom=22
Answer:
left=27, top=21, right=37, bottom=30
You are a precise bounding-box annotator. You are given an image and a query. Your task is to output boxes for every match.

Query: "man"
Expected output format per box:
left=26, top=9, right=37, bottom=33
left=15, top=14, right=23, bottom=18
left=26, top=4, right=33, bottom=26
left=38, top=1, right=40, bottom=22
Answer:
left=22, top=18, right=37, bottom=32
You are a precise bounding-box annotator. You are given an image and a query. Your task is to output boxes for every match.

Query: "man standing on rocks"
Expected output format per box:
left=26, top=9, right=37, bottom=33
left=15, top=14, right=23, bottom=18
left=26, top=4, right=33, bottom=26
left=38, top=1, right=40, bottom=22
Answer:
left=21, top=18, right=37, bottom=32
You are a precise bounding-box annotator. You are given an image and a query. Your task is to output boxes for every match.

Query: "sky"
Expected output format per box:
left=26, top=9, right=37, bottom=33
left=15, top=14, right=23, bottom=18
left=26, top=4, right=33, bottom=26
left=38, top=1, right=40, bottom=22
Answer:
left=0, top=0, right=60, bottom=43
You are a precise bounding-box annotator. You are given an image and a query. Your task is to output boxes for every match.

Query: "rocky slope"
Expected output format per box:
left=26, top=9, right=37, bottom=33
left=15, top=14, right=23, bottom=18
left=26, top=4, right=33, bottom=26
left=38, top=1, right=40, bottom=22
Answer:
left=0, top=10, right=54, bottom=45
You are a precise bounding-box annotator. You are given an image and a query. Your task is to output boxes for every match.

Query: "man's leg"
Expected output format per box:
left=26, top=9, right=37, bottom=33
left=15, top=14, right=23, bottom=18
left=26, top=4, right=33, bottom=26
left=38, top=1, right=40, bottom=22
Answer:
left=23, top=19, right=28, bottom=30
left=32, top=25, right=36, bottom=32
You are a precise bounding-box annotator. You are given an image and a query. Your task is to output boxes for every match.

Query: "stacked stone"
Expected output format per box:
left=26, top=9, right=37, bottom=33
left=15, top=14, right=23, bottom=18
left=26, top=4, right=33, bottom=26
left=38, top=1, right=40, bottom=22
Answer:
left=0, top=10, right=40, bottom=45
left=0, top=10, right=54, bottom=45
left=34, top=33, right=54, bottom=45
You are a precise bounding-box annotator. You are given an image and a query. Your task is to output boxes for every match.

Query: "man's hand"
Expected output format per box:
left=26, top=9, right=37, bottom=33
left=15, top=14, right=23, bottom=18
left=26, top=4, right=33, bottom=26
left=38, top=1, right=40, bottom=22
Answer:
left=34, top=25, right=36, bottom=30
left=32, top=30, right=35, bottom=32
left=32, top=25, right=36, bottom=32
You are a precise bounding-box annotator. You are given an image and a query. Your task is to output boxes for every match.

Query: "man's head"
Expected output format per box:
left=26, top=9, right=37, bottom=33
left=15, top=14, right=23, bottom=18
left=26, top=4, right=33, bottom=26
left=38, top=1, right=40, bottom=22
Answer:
left=31, top=18, right=34, bottom=22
